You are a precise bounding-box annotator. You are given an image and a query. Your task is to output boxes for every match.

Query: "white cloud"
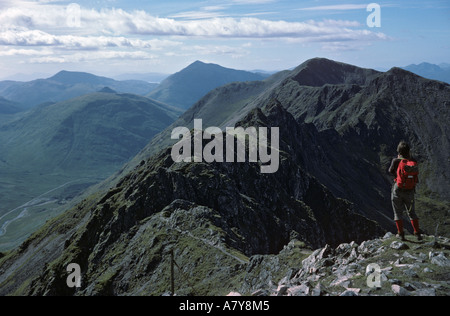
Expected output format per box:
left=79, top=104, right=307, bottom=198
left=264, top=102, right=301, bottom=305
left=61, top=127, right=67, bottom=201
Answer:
left=117, top=15, right=386, bottom=40
left=202, top=6, right=228, bottom=11
left=0, top=1, right=391, bottom=69
left=0, top=47, right=52, bottom=56
left=0, top=5, right=388, bottom=41
left=0, top=29, right=181, bottom=49
left=168, top=10, right=227, bottom=20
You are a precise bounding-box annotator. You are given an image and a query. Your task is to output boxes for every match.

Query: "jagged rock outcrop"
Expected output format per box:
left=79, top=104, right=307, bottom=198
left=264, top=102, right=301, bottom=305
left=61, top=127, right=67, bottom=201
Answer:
left=239, top=234, right=450, bottom=296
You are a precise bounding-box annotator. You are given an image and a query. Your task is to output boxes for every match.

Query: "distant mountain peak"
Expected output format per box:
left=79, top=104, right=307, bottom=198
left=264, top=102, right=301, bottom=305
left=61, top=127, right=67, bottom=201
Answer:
left=98, top=87, right=117, bottom=94
left=299, top=57, right=357, bottom=69
left=146, top=61, right=267, bottom=109
left=402, top=62, right=450, bottom=84
left=290, top=58, right=380, bottom=87
left=386, top=67, right=414, bottom=75
left=185, top=60, right=225, bottom=71
left=50, top=70, right=91, bottom=79
left=407, top=62, right=441, bottom=70
left=191, top=60, right=207, bottom=65
left=49, top=70, right=113, bottom=85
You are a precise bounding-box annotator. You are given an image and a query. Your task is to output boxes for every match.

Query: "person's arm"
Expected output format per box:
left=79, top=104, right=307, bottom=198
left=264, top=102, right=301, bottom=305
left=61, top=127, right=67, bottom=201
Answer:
left=388, top=158, right=400, bottom=176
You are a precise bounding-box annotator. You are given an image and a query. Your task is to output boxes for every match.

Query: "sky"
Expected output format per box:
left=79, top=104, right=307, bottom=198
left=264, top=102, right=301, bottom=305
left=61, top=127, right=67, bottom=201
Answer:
left=0, top=0, right=449, bottom=80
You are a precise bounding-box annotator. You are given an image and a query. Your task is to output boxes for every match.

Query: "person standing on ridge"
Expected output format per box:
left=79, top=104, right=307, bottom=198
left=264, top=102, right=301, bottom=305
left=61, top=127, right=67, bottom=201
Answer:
left=388, top=141, right=422, bottom=241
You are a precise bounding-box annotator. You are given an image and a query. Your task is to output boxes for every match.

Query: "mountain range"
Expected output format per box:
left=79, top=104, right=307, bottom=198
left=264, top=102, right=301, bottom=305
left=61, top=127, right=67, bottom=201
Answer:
left=403, top=62, right=450, bottom=84
left=0, top=58, right=448, bottom=296
left=0, top=71, right=158, bottom=110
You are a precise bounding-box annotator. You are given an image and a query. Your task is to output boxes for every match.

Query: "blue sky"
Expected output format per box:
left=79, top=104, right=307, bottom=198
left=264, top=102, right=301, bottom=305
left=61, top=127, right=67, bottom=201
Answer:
left=0, top=0, right=449, bottom=80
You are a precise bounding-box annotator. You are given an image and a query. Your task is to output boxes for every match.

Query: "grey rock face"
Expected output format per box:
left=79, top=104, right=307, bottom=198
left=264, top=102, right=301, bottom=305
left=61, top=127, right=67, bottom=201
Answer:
left=263, top=235, right=450, bottom=297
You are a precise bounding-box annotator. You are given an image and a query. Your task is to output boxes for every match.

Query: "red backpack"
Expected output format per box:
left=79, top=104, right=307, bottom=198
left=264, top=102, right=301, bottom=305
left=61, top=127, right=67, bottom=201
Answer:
left=396, top=159, right=419, bottom=190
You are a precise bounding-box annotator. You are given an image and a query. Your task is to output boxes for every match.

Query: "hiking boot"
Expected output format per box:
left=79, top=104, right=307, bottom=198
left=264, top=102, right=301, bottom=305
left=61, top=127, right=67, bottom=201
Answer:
left=397, top=232, right=406, bottom=241
left=414, top=232, right=423, bottom=241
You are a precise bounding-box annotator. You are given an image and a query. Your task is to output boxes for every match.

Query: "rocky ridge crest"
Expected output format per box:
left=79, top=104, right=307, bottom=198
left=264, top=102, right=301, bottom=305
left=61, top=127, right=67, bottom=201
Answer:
left=235, top=233, right=450, bottom=296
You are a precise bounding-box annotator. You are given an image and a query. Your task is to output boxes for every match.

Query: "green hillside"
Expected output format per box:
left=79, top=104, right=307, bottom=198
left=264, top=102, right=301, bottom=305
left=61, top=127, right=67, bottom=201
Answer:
left=0, top=97, right=21, bottom=115
left=0, top=91, right=182, bottom=250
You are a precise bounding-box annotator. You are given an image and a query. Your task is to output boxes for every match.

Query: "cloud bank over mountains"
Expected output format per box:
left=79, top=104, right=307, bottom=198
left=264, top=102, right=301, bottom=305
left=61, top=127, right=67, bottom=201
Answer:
left=0, top=1, right=388, bottom=66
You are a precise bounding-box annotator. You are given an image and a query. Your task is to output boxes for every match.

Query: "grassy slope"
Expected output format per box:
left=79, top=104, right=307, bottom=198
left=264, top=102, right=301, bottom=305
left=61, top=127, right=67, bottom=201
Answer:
left=0, top=92, right=182, bottom=250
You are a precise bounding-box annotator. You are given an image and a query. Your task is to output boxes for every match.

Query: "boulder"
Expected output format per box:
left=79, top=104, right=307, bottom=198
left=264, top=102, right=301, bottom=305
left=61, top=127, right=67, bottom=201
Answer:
left=340, top=289, right=359, bottom=296
left=429, top=252, right=450, bottom=267
left=390, top=241, right=409, bottom=250
left=288, top=283, right=310, bottom=296
left=392, top=285, right=410, bottom=296
left=276, top=285, right=288, bottom=296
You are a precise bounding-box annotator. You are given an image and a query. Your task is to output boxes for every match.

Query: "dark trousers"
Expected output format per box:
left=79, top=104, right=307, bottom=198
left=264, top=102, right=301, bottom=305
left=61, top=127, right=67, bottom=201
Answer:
left=391, top=183, right=418, bottom=221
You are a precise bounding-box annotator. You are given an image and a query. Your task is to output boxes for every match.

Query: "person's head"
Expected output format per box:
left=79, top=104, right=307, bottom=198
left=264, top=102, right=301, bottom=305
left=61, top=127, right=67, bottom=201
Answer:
left=397, top=141, right=411, bottom=158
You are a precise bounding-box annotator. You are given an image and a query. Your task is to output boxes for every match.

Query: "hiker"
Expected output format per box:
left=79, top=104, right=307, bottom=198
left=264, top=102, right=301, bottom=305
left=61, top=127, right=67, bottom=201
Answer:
left=388, top=141, right=422, bottom=241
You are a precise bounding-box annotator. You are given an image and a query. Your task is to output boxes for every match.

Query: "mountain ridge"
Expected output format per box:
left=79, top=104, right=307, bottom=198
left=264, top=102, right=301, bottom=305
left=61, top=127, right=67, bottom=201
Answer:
left=49, top=70, right=117, bottom=85
left=289, top=58, right=380, bottom=87
left=116, top=58, right=449, bottom=234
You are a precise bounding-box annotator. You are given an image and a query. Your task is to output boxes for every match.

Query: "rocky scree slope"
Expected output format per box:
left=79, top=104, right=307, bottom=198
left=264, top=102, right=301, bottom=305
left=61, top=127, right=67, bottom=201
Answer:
left=237, top=233, right=450, bottom=296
